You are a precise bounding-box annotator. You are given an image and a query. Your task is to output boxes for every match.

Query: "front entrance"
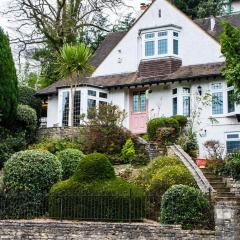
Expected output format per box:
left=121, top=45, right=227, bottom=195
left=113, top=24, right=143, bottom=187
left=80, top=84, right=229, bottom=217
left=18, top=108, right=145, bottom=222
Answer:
left=129, top=89, right=148, bottom=134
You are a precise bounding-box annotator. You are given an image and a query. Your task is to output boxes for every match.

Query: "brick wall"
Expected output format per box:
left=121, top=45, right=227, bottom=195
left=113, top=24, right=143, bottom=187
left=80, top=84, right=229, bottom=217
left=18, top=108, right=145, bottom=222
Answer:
left=0, top=221, right=216, bottom=240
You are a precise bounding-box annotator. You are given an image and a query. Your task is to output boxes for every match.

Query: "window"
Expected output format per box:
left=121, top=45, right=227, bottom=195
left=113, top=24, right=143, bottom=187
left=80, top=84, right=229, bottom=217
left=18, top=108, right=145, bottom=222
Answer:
left=145, top=33, right=155, bottom=39
left=133, top=91, right=146, bottom=113
left=182, top=87, right=190, bottom=117
left=145, top=41, right=155, bottom=56
left=158, top=39, right=168, bottom=55
left=173, top=97, right=178, bottom=115
left=173, top=32, right=179, bottom=37
left=211, top=83, right=223, bottom=115
left=62, top=91, right=69, bottom=127
left=226, top=133, right=240, bottom=153
left=99, top=92, right=108, bottom=99
left=158, top=31, right=167, bottom=37
left=173, top=39, right=179, bottom=55
left=227, top=86, right=235, bottom=113
left=73, top=90, right=81, bottom=127
left=172, top=88, right=177, bottom=95
left=87, top=99, right=96, bottom=118
left=88, top=90, right=96, bottom=97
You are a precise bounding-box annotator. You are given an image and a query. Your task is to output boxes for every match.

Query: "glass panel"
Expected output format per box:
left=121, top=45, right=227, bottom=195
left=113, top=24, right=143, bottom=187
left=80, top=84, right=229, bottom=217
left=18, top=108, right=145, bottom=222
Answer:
left=173, top=32, right=179, bottom=37
left=99, top=92, right=108, bottom=99
left=227, top=141, right=240, bottom=153
left=211, top=83, right=223, bottom=90
left=88, top=90, right=96, bottom=97
left=145, top=41, right=155, bottom=56
left=133, top=93, right=139, bottom=112
left=133, top=92, right=146, bottom=113
left=158, top=39, right=168, bottom=55
left=172, top=88, right=177, bottom=95
left=87, top=99, right=96, bottom=119
left=62, top=92, right=69, bottom=127
left=173, top=97, right=178, bottom=115
left=145, top=33, right=155, bottom=39
left=183, top=96, right=190, bottom=117
left=212, top=92, right=223, bottom=115
left=228, top=89, right=235, bottom=113
left=227, top=134, right=239, bottom=139
left=173, top=39, right=179, bottom=55
left=73, top=90, right=81, bottom=127
left=158, top=31, right=167, bottom=37
left=183, top=87, right=190, bottom=94
left=140, top=92, right=146, bottom=112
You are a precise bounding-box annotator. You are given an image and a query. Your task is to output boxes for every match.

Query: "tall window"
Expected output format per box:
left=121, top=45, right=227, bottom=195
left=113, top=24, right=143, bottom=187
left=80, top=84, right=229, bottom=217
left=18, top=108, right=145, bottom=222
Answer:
left=133, top=91, right=146, bottom=113
left=227, top=85, right=235, bottom=113
left=73, top=90, right=81, bottom=127
left=226, top=133, right=240, bottom=153
left=145, top=41, right=155, bottom=56
left=182, top=88, right=190, bottom=117
left=212, top=83, right=223, bottom=115
left=87, top=99, right=96, bottom=119
left=158, top=39, right=168, bottom=55
left=172, top=88, right=178, bottom=115
left=62, top=91, right=69, bottom=127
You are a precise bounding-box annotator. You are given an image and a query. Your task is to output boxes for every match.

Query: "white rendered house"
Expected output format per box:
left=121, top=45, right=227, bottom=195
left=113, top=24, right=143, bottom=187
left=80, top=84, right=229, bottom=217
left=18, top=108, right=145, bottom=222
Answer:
left=37, top=0, right=240, bottom=158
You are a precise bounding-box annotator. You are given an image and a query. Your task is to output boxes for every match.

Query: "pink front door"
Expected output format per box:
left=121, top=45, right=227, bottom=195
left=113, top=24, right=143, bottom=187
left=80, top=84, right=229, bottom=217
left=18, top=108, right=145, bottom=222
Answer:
left=129, top=90, right=148, bottom=134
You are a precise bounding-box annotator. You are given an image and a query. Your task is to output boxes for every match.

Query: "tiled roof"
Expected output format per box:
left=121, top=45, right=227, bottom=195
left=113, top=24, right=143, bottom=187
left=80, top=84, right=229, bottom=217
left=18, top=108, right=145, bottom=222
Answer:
left=37, top=62, right=225, bottom=95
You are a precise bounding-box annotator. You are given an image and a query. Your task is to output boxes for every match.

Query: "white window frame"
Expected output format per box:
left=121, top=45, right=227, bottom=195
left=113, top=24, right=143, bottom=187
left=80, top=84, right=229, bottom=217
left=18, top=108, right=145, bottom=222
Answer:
left=211, top=82, right=224, bottom=116
left=225, top=132, right=240, bottom=154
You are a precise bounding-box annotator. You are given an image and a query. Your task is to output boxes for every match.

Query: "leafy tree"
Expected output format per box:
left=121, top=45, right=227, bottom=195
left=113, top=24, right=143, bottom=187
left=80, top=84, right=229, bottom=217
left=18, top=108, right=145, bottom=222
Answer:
left=221, top=21, right=240, bottom=101
left=56, top=43, right=94, bottom=127
left=197, top=0, right=225, bottom=18
left=0, top=28, right=18, bottom=126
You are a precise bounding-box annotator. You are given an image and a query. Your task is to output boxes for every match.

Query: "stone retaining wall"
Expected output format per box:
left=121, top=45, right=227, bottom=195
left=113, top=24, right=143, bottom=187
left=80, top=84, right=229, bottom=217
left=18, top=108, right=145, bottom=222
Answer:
left=225, top=178, right=240, bottom=197
left=0, top=221, right=216, bottom=240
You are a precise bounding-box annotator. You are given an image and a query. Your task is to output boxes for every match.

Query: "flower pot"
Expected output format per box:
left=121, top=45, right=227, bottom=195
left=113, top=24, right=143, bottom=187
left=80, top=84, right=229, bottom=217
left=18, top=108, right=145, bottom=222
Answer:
left=196, top=159, right=207, bottom=169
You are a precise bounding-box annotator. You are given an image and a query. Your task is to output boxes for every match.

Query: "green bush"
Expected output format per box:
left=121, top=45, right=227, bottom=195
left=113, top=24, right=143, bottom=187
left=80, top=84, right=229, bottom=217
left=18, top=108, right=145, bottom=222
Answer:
left=3, top=150, right=62, bottom=195
left=223, top=153, right=240, bottom=180
left=73, top=153, right=115, bottom=182
left=180, top=132, right=199, bottom=158
left=121, top=139, right=136, bottom=163
left=28, top=138, right=80, bottom=154
left=171, top=115, right=188, bottom=128
left=57, top=149, right=85, bottom=180
left=108, top=154, right=128, bottom=165
left=160, top=185, right=213, bottom=229
left=49, top=177, right=145, bottom=221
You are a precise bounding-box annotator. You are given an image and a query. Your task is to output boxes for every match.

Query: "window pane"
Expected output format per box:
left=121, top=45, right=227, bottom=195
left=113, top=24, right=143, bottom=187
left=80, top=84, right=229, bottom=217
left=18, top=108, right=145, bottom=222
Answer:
left=183, top=96, right=190, bottom=117
left=145, top=33, right=155, bottom=39
left=88, top=90, right=96, bottom=97
left=158, top=39, right=168, bottom=55
left=173, top=39, right=179, bottom=55
left=183, top=87, right=190, bottom=94
left=145, top=41, right=155, bottom=56
left=73, top=90, right=81, bottom=127
left=173, top=97, right=178, bottom=115
left=172, top=88, right=177, bottom=95
left=140, top=92, right=146, bottom=112
left=227, top=141, right=240, bottom=153
left=87, top=99, right=96, bottom=119
left=99, top=92, right=108, bottom=98
left=158, top=31, right=167, bottom=37
left=227, top=134, right=239, bottom=139
left=212, top=92, right=223, bottom=115
left=228, top=90, right=235, bottom=113
left=173, top=32, right=179, bottom=37
left=62, top=92, right=69, bottom=127
left=211, top=83, right=222, bottom=90
left=133, top=93, right=139, bottom=112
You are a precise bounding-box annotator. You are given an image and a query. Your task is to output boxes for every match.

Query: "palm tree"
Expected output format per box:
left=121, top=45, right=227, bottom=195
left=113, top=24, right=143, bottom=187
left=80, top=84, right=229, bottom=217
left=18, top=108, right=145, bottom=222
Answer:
left=56, top=43, right=94, bottom=127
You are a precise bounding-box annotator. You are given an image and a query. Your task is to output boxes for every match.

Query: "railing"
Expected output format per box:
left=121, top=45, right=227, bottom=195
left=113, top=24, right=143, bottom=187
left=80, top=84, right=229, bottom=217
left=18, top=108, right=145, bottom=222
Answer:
left=169, top=145, right=215, bottom=194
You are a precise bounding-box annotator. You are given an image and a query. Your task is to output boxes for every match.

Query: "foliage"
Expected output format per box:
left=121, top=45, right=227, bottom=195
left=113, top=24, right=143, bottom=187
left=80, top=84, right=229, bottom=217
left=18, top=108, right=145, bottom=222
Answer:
left=0, top=130, right=27, bottom=169
left=197, top=0, right=225, bottom=18
left=28, top=138, right=80, bottom=154
left=3, top=150, right=62, bottom=196
left=171, top=115, right=188, bottom=129
left=160, top=185, right=213, bottom=229
left=18, top=85, right=42, bottom=120
left=57, top=149, right=85, bottom=180
left=107, top=154, right=127, bottom=165
left=221, top=21, right=240, bottom=101
left=155, top=127, right=176, bottom=150
left=131, top=153, right=150, bottom=166
left=80, top=103, right=128, bottom=155
left=222, top=152, right=240, bottom=180
left=179, top=132, right=199, bottom=158
left=73, top=153, right=115, bottom=183
left=49, top=177, right=145, bottom=221
left=121, top=139, right=136, bottom=163
left=204, top=140, right=224, bottom=160
left=0, top=27, right=18, bottom=126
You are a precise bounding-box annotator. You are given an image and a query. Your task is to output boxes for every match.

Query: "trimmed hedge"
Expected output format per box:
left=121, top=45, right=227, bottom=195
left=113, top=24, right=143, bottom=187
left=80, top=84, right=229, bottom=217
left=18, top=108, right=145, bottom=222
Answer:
left=57, top=149, right=85, bottom=180
left=49, top=178, right=145, bottom=221
left=171, top=115, right=188, bottom=128
left=160, top=185, right=213, bottom=229
left=73, top=153, right=115, bottom=182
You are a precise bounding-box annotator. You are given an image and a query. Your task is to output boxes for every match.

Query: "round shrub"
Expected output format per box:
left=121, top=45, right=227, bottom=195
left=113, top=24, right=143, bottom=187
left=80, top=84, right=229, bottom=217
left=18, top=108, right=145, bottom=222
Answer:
left=160, top=185, right=212, bottom=229
left=49, top=177, right=145, bottom=221
left=171, top=115, right=188, bottom=128
left=73, top=153, right=115, bottom=182
left=57, top=149, right=85, bottom=179
left=147, top=118, right=166, bottom=140
left=164, top=117, right=179, bottom=130
left=223, top=153, right=240, bottom=180
left=4, top=150, right=62, bottom=195
left=16, top=104, right=37, bottom=132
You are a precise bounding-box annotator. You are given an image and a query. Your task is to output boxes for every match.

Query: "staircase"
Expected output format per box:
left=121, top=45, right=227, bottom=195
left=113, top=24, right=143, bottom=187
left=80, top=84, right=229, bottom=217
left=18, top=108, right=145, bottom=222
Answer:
left=202, top=168, right=240, bottom=202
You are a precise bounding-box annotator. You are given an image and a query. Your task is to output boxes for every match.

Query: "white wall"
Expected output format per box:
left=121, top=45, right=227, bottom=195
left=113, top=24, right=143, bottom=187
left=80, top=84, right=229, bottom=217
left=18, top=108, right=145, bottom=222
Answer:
left=232, top=1, right=240, bottom=12
left=93, top=0, right=223, bottom=77
left=47, top=95, right=58, bottom=128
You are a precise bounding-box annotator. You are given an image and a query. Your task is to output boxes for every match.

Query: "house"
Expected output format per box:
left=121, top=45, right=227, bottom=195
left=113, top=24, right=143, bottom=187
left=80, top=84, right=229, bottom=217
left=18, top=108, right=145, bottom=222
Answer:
left=37, top=0, right=240, bottom=157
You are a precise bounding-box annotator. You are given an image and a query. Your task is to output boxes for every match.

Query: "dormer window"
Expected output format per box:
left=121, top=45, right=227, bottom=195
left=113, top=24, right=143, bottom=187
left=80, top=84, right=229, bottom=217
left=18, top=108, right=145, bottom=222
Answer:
left=141, top=26, right=181, bottom=60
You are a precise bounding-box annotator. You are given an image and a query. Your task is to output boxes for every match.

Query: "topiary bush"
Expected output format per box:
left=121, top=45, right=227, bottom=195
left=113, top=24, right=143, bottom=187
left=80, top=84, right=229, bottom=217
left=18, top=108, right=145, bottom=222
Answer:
left=222, top=152, right=240, bottom=180
left=73, top=153, right=115, bottom=182
left=4, top=150, right=62, bottom=195
left=57, top=149, right=85, bottom=180
left=171, top=115, right=188, bottom=128
left=160, top=185, right=213, bottom=229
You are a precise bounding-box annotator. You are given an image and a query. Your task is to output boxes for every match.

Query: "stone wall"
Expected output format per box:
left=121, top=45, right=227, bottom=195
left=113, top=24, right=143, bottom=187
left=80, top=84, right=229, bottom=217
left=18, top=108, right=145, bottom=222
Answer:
left=0, top=221, right=216, bottom=240
left=225, top=178, right=240, bottom=197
